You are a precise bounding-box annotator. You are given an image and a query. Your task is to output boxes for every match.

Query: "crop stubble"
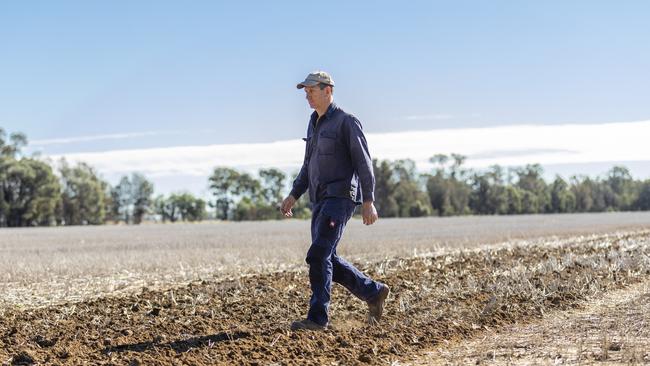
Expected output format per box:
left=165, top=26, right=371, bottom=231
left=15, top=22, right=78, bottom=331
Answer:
left=2, top=212, right=649, bottom=309
left=1, top=229, right=650, bottom=365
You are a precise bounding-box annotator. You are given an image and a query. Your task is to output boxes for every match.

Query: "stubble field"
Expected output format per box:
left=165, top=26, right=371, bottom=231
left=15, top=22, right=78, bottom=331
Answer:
left=1, top=212, right=649, bottom=365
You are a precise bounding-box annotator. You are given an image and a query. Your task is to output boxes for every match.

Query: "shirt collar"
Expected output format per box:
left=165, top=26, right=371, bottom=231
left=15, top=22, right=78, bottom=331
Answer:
left=310, top=102, right=338, bottom=125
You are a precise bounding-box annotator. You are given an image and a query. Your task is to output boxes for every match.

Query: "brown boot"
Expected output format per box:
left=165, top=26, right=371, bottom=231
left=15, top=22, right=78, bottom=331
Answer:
left=367, top=284, right=390, bottom=325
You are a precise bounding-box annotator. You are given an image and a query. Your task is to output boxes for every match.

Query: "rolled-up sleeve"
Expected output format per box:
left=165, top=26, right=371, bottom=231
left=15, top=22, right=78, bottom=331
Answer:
left=344, top=116, right=375, bottom=202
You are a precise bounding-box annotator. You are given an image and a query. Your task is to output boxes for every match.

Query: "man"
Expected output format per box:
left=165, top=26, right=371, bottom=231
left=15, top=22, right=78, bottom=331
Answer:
left=280, top=71, right=390, bottom=331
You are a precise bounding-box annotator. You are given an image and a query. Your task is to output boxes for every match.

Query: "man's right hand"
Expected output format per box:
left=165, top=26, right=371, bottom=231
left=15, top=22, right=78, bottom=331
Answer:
left=280, top=195, right=297, bottom=217
left=361, top=201, right=379, bottom=225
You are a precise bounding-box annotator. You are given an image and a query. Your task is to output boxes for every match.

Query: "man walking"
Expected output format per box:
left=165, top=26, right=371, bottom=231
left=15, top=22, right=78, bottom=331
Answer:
left=281, top=71, right=390, bottom=331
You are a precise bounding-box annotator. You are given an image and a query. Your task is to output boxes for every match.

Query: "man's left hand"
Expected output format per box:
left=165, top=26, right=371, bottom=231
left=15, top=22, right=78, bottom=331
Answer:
left=361, top=201, right=378, bottom=225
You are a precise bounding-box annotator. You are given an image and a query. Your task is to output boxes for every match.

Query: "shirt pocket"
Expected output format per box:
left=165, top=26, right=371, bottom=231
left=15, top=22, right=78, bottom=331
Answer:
left=318, top=130, right=337, bottom=155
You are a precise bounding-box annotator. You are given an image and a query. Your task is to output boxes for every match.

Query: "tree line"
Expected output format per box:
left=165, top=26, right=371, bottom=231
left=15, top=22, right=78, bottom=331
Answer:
left=1, top=128, right=649, bottom=227
left=374, top=154, right=650, bottom=217
left=0, top=128, right=197, bottom=226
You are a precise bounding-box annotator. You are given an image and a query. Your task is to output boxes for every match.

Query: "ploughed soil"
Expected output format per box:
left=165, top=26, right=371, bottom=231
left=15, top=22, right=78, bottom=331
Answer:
left=2, top=231, right=649, bottom=365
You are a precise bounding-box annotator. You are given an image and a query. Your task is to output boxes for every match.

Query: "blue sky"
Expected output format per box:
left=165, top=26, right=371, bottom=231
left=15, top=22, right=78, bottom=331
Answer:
left=1, top=1, right=649, bottom=195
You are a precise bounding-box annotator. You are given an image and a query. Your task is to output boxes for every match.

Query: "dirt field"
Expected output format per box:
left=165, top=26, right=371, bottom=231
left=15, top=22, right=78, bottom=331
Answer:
left=1, top=213, right=650, bottom=365
left=2, top=212, right=649, bottom=308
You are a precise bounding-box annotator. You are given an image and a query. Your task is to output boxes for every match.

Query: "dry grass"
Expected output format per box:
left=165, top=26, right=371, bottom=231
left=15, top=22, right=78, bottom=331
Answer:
left=1, top=212, right=649, bottom=309
left=420, top=281, right=650, bottom=365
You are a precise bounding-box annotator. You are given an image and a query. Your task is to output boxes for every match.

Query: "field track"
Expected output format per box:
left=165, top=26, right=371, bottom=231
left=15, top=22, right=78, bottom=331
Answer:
left=420, top=279, right=650, bottom=364
left=2, top=225, right=649, bottom=365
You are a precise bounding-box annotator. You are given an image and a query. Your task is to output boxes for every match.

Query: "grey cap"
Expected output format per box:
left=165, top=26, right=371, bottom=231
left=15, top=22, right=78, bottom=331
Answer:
left=296, top=71, right=335, bottom=89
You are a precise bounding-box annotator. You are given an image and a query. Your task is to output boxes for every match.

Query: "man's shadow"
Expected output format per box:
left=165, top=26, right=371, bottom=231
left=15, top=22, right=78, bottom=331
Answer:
left=102, top=331, right=250, bottom=354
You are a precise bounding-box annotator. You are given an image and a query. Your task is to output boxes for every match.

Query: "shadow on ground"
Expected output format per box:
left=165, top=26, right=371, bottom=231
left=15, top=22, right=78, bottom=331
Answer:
left=102, top=331, right=251, bottom=354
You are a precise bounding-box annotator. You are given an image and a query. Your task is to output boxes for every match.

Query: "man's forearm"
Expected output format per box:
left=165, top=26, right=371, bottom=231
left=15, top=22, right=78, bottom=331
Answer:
left=290, top=164, right=309, bottom=199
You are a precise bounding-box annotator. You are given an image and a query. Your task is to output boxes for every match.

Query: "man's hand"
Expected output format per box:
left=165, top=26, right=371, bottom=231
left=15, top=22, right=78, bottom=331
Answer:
left=280, top=195, right=297, bottom=217
left=361, top=201, right=378, bottom=225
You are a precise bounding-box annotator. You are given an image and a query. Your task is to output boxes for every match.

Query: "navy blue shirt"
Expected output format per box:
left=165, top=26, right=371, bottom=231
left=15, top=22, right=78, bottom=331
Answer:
left=290, top=103, right=375, bottom=204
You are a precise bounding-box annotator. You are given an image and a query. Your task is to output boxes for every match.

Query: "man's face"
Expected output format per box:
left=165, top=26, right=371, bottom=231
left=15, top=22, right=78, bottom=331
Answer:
left=304, top=84, right=331, bottom=110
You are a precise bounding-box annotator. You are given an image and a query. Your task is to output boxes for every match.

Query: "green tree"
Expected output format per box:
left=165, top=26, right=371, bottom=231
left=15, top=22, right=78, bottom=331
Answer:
left=504, top=185, right=523, bottom=214
left=634, top=180, right=650, bottom=210
left=486, top=165, right=508, bottom=214
left=372, top=159, right=399, bottom=217
left=0, top=158, right=61, bottom=227
left=59, top=160, right=107, bottom=225
left=449, top=153, right=468, bottom=181
left=234, top=172, right=261, bottom=200
left=100, top=180, right=115, bottom=223
left=520, top=190, right=539, bottom=214
left=112, top=176, right=133, bottom=223
left=154, top=193, right=206, bottom=222
left=391, top=159, right=432, bottom=217
left=0, top=128, right=28, bottom=159
left=549, top=176, right=576, bottom=213
left=233, top=196, right=258, bottom=221
left=604, top=166, right=635, bottom=210
left=468, top=166, right=507, bottom=215
left=469, top=174, right=491, bottom=214
left=208, top=167, right=241, bottom=220
left=426, top=154, right=452, bottom=216
left=1, top=129, right=59, bottom=227
left=425, top=171, right=451, bottom=216
left=515, top=164, right=549, bottom=213
left=0, top=157, right=9, bottom=224
left=171, top=192, right=206, bottom=222
left=1, top=128, right=26, bottom=225
left=570, top=176, right=593, bottom=212
left=255, top=168, right=287, bottom=220
left=259, top=168, right=286, bottom=206
left=153, top=194, right=175, bottom=222
left=131, top=173, right=154, bottom=224
left=426, top=154, right=471, bottom=216
left=573, top=177, right=609, bottom=212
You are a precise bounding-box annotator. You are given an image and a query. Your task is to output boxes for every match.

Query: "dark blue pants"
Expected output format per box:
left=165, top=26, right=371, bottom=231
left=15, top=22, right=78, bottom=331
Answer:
left=306, top=198, right=382, bottom=326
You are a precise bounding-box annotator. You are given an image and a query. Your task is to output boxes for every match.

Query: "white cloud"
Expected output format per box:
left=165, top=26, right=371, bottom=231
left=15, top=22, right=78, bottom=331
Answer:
left=47, top=120, right=650, bottom=193
left=31, top=130, right=187, bottom=146
left=49, top=140, right=305, bottom=178
left=404, top=114, right=454, bottom=121
left=382, top=121, right=650, bottom=171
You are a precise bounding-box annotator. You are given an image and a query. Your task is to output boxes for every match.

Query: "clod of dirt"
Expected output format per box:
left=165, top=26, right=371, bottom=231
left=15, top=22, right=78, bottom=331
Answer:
left=336, top=336, right=351, bottom=347
left=358, top=353, right=372, bottom=363
left=608, top=342, right=622, bottom=351
left=11, top=351, right=35, bottom=365
left=153, top=334, right=167, bottom=343
left=480, top=295, right=498, bottom=317
left=33, top=335, right=57, bottom=348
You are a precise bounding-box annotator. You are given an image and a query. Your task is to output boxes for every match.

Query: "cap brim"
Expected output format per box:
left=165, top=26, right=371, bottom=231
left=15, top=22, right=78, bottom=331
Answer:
left=296, top=80, right=319, bottom=89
